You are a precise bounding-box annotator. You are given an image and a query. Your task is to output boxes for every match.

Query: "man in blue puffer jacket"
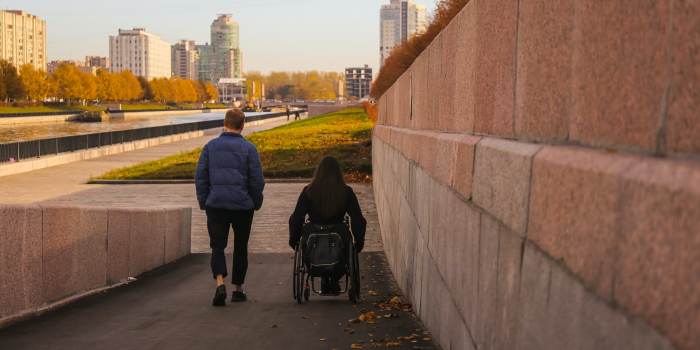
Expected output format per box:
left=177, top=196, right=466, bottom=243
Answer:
left=195, top=108, right=265, bottom=306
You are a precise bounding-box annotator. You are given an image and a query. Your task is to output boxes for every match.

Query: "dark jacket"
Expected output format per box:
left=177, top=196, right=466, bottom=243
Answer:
left=288, top=185, right=367, bottom=252
left=195, top=132, right=265, bottom=211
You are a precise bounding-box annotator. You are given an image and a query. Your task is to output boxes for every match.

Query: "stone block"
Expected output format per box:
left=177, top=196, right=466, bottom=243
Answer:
left=542, top=263, right=585, bottom=349
left=427, top=34, right=443, bottom=131
left=453, top=1, right=478, bottom=133
left=107, top=208, right=131, bottom=284
left=476, top=214, right=500, bottom=349
left=569, top=0, right=670, bottom=150
left=451, top=310, right=476, bottom=350
left=42, top=205, right=81, bottom=303
left=387, top=85, right=395, bottom=127
left=527, top=146, right=637, bottom=299
left=665, top=0, right=700, bottom=154
left=180, top=206, right=192, bottom=258
left=514, top=244, right=552, bottom=350
left=399, top=71, right=411, bottom=127
left=514, top=0, right=573, bottom=140
left=412, top=51, right=430, bottom=129
left=494, top=228, right=524, bottom=350
left=424, top=252, right=443, bottom=341
left=163, top=206, right=183, bottom=264
left=579, top=290, right=633, bottom=350
left=412, top=234, right=426, bottom=316
left=75, top=207, right=108, bottom=292
left=441, top=21, right=458, bottom=132
left=0, top=204, right=43, bottom=316
left=129, top=208, right=166, bottom=277
left=434, top=133, right=459, bottom=185
left=472, top=138, right=542, bottom=236
left=614, top=159, right=700, bottom=350
left=474, top=0, right=518, bottom=137
left=451, top=199, right=480, bottom=332
left=417, top=130, right=439, bottom=174
left=450, top=134, right=481, bottom=200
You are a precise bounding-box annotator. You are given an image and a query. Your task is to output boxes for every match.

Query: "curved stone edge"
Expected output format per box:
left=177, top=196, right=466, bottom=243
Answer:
left=0, top=204, right=192, bottom=327
left=373, top=124, right=697, bottom=349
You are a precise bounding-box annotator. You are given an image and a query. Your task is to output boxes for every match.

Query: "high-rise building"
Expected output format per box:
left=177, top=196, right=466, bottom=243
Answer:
left=109, top=28, right=171, bottom=79
left=172, top=40, right=199, bottom=80
left=198, top=14, right=242, bottom=83
left=379, top=0, right=426, bottom=68
left=0, top=11, right=47, bottom=71
left=48, top=57, right=109, bottom=75
left=345, top=65, right=373, bottom=99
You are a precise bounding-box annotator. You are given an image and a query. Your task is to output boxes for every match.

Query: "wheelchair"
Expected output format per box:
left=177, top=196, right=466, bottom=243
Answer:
left=292, top=218, right=361, bottom=303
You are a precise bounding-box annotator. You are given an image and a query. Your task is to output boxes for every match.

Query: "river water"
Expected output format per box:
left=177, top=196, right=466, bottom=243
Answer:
left=0, top=112, right=270, bottom=143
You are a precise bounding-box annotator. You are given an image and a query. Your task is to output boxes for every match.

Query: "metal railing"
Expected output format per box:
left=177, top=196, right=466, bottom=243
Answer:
left=0, top=107, right=230, bottom=119
left=0, top=110, right=301, bottom=164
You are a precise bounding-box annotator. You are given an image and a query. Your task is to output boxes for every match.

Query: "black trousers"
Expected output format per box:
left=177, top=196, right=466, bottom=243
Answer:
left=206, top=208, right=255, bottom=285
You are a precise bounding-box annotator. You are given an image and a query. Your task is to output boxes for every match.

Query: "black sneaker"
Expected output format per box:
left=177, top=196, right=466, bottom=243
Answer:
left=231, top=291, right=247, bottom=302
left=213, top=285, right=227, bottom=306
left=332, top=280, right=341, bottom=294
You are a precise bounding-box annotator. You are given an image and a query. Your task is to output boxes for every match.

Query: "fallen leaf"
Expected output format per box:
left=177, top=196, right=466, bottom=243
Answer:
left=359, top=315, right=366, bottom=322
left=387, top=343, right=400, bottom=347
left=351, top=344, right=362, bottom=349
left=369, top=291, right=378, bottom=296
left=415, top=329, right=421, bottom=332
left=345, top=328, right=355, bottom=334
left=423, top=338, right=431, bottom=341
left=277, top=283, right=282, bottom=285
left=270, top=325, right=277, bottom=328
left=319, top=338, right=326, bottom=341
left=350, top=319, right=362, bottom=323
left=302, top=317, right=308, bottom=319
left=373, top=344, right=382, bottom=347
left=366, top=319, right=376, bottom=324
left=366, top=311, right=377, bottom=318
left=314, top=323, right=318, bottom=326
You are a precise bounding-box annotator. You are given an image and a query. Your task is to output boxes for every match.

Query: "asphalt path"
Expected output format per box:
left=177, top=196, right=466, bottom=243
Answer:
left=0, top=253, right=439, bottom=350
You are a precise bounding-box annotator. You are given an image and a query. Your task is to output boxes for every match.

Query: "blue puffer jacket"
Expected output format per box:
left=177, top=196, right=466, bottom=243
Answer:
left=195, top=132, right=265, bottom=211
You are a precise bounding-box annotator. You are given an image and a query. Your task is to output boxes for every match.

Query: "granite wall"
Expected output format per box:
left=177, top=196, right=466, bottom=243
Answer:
left=0, top=204, right=191, bottom=325
left=373, top=1, right=699, bottom=349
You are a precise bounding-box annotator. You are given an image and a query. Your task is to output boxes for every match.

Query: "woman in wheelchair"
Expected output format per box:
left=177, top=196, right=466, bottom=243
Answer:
left=289, top=156, right=367, bottom=295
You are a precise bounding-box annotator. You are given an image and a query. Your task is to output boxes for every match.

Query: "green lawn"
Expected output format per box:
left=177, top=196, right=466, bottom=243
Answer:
left=0, top=105, right=105, bottom=113
left=203, top=103, right=230, bottom=108
left=95, top=108, right=375, bottom=182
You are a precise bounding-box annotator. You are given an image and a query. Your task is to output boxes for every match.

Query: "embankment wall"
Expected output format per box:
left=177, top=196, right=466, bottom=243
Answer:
left=373, top=1, right=699, bottom=349
left=0, top=204, right=192, bottom=327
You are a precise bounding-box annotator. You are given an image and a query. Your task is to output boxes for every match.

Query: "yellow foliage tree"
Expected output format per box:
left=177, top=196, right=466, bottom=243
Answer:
left=19, top=64, right=49, bottom=101
left=80, top=70, right=97, bottom=100
left=205, top=82, right=218, bottom=101
left=52, top=63, right=84, bottom=101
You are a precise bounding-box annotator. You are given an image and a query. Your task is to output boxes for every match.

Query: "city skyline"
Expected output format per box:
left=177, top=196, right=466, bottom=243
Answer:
left=1, top=0, right=439, bottom=74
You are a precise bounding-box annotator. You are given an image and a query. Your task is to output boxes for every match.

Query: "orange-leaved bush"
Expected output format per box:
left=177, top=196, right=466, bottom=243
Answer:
left=371, top=0, right=470, bottom=99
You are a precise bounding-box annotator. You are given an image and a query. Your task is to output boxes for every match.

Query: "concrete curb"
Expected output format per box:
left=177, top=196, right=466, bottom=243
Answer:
left=89, top=178, right=313, bottom=184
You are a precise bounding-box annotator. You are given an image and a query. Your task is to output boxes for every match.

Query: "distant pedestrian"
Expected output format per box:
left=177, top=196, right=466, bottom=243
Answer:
left=195, top=108, right=265, bottom=306
left=294, top=110, right=300, bottom=120
left=286, top=106, right=290, bottom=121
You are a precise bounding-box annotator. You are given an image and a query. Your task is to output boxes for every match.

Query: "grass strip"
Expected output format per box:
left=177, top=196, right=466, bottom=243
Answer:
left=95, top=108, right=374, bottom=183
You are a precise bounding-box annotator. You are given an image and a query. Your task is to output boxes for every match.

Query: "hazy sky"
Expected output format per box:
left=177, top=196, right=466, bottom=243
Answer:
left=6, top=0, right=438, bottom=74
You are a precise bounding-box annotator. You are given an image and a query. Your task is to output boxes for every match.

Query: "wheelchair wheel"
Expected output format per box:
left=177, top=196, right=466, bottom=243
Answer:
left=348, top=244, right=358, bottom=303
left=294, top=243, right=305, bottom=303
left=353, top=245, right=361, bottom=300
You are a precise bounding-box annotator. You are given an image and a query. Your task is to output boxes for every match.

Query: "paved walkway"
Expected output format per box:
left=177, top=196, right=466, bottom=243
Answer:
left=0, top=253, right=437, bottom=350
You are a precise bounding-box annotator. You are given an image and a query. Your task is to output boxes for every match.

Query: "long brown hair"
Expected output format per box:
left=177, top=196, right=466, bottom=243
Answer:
left=307, top=156, right=347, bottom=218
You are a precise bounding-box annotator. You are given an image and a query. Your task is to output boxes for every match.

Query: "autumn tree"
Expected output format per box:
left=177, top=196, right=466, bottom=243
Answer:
left=120, top=70, right=142, bottom=101
left=0, top=59, right=27, bottom=101
left=52, top=63, right=84, bottom=101
left=80, top=70, right=98, bottom=100
left=137, top=76, right=154, bottom=100
left=204, top=82, right=218, bottom=101
left=19, top=64, right=49, bottom=101
left=0, top=78, right=6, bottom=100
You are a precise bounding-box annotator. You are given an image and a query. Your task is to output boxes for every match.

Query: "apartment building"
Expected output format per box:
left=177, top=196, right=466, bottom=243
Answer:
left=345, top=65, right=372, bottom=99
left=172, top=40, right=199, bottom=80
left=0, top=10, right=47, bottom=71
left=86, top=56, right=109, bottom=71
left=109, top=28, right=171, bottom=79
left=380, top=0, right=426, bottom=67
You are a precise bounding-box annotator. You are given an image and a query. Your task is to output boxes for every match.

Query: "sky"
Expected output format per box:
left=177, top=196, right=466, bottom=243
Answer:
left=5, top=0, right=439, bottom=74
